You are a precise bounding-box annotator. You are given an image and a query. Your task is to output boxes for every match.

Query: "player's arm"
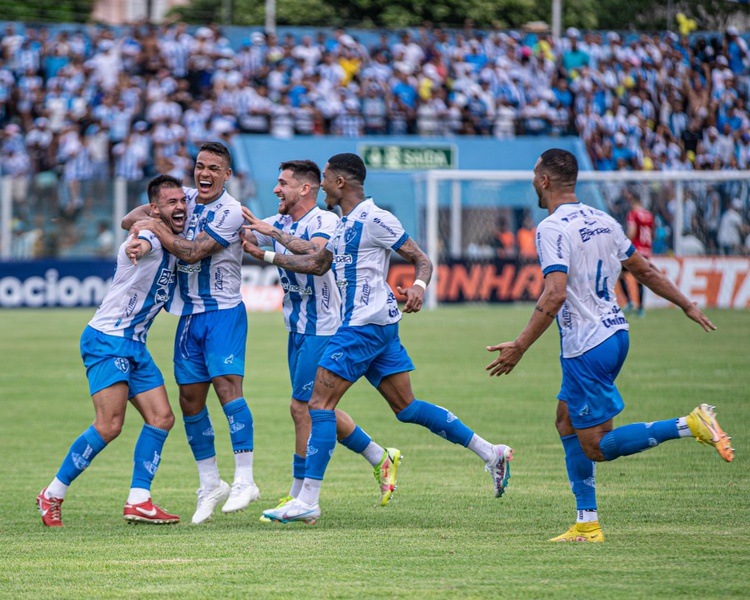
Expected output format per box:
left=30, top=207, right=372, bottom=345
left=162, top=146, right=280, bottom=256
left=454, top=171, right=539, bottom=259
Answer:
left=394, top=237, right=432, bottom=313
left=124, top=228, right=153, bottom=265
left=486, top=271, right=567, bottom=377
left=121, top=204, right=153, bottom=231
left=242, top=207, right=320, bottom=255
left=243, top=237, right=333, bottom=276
left=133, top=218, right=222, bottom=264
left=622, top=251, right=716, bottom=331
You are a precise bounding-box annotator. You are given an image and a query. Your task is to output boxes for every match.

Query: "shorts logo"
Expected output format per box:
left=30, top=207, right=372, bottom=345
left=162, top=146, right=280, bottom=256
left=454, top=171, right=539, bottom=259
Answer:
left=114, top=358, right=130, bottom=373
left=330, top=352, right=343, bottom=361
left=579, top=405, right=590, bottom=417
left=224, top=354, right=234, bottom=364
left=303, top=381, right=314, bottom=392
left=648, top=437, right=658, bottom=447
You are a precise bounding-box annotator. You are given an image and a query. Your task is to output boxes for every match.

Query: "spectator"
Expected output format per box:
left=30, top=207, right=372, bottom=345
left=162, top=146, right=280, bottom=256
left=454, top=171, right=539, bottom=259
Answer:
left=717, top=198, right=747, bottom=255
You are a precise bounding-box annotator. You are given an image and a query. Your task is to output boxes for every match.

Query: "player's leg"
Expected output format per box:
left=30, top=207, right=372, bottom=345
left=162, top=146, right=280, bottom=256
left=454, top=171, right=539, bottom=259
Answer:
left=126, top=385, right=179, bottom=524
left=637, top=281, right=645, bottom=317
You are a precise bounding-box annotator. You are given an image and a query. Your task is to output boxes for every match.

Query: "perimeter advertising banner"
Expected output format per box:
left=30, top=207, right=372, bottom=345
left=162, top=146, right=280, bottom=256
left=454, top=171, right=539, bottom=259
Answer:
left=1, top=257, right=749, bottom=309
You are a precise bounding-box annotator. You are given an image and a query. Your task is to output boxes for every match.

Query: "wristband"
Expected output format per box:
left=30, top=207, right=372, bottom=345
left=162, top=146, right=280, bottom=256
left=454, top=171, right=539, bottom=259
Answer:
left=413, top=279, right=427, bottom=290
left=263, top=251, right=276, bottom=264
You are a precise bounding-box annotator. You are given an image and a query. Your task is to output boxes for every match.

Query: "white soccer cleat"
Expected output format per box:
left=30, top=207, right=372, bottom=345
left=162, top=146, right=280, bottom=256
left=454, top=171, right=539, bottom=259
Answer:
left=260, top=497, right=320, bottom=524
left=485, top=444, right=514, bottom=498
left=191, top=480, right=230, bottom=524
left=222, top=480, right=260, bottom=513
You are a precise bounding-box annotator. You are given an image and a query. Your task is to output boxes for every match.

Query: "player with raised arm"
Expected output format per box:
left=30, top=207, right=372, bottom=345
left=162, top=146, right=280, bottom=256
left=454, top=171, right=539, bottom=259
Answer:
left=124, top=142, right=259, bottom=524
left=37, top=175, right=187, bottom=527
left=243, top=159, right=402, bottom=515
left=243, top=153, right=513, bottom=524
left=486, top=148, right=733, bottom=543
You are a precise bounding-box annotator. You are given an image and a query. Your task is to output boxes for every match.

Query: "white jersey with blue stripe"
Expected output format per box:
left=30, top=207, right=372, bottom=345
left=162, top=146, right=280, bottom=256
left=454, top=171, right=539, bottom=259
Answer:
left=536, top=201, right=635, bottom=358
left=88, top=231, right=176, bottom=343
left=168, top=187, right=244, bottom=316
left=325, top=198, right=408, bottom=327
left=254, top=206, right=341, bottom=335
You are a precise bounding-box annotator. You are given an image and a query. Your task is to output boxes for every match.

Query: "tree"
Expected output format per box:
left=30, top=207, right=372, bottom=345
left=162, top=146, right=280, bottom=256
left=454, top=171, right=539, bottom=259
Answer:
left=0, top=0, right=95, bottom=23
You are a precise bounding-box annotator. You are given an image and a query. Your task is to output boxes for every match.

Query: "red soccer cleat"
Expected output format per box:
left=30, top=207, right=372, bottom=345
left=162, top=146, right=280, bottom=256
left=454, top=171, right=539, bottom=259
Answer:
left=124, top=499, right=180, bottom=524
left=37, top=488, right=64, bottom=527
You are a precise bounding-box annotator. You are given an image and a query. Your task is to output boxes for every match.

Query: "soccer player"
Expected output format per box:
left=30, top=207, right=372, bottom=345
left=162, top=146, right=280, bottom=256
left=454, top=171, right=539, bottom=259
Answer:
left=37, top=174, right=187, bottom=527
left=243, top=153, right=513, bottom=524
left=486, top=148, right=733, bottom=543
left=242, top=159, right=402, bottom=515
left=620, top=192, right=654, bottom=316
left=124, top=142, right=259, bottom=524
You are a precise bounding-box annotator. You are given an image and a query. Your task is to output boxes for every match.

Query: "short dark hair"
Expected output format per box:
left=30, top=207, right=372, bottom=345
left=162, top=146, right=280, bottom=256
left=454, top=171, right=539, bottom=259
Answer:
left=327, top=153, right=366, bottom=184
left=279, top=159, right=321, bottom=186
left=198, top=141, right=232, bottom=168
left=148, top=174, right=183, bottom=204
left=539, top=148, right=578, bottom=186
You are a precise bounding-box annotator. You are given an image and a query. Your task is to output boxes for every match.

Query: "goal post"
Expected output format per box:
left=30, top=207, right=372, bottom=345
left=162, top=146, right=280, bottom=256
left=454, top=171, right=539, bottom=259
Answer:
left=417, top=169, right=750, bottom=309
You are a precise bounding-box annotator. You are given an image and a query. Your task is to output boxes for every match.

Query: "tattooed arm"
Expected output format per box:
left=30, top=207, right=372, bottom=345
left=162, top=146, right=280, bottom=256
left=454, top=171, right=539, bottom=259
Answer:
left=485, top=271, right=567, bottom=377
left=243, top=236, right=334, bottom=276
left=242, top=206, right=320, bottom=255
left=394, top=237, right=433, bottom=313
left=132, top=218, right=222, bottom=264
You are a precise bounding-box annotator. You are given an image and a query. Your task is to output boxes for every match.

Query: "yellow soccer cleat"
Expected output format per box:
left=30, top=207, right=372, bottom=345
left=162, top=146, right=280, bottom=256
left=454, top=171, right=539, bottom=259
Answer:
left=259, top=495, right=294, bottom=523
left=549, top=521, right=605, bottom=543
left=374, top=448, right=402, bottom=506
left=686, top=404, right=734, bottom=462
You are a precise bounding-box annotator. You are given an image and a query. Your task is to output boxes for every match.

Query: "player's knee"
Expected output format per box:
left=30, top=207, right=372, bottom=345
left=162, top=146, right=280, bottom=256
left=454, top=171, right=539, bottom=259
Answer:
left=289, top=400, right=309, bottom=424
left=581, top=441, right=606, bottom=462
left=94, top=419, right=123, bottom=443
left=151, top=411, right=175, bottom=432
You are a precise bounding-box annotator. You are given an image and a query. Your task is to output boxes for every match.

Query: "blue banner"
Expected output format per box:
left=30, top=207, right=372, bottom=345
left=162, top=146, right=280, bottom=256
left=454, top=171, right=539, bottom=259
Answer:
left=0, top=260, right=115, bottom=308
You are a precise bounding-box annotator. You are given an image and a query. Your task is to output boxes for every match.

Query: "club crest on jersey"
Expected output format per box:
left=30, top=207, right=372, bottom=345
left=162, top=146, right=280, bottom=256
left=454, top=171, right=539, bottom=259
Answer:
left=114, top=357, right=130, bottom=373
left=345, top=227, right=358, bottom=243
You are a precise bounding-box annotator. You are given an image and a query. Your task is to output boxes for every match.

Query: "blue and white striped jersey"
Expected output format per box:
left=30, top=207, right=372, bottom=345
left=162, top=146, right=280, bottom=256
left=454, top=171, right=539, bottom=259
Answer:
left=325, top=198, right=408, bottom=327
left=88, top=231, right=176, bottom=343
left=536, top=202, right=635, bottom=358
left=254, top=206, right=341, bottom=335
left=167, top=187, right=244, bottom=316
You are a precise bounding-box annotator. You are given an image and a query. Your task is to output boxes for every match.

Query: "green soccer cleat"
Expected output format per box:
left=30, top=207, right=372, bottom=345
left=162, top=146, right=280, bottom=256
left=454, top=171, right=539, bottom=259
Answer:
left=259, top=495, right=294, bottom=522
left=686, top=404, right=734, bottom=462
left=374, top=448, right=402, bottom=506
left=549, top=521, right=605, bottom=543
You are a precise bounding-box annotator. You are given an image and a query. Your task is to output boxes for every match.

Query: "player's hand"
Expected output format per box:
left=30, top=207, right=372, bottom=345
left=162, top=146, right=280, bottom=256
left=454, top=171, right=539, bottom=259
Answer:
left=242, top=207, right=276, bottom=237
left=684, top=302, right=717, bottom=332
left=396, top=284, right=424, bottom=313
left=125, top=226, right=141, bottom=265
left=486, top=341, right=524, bottom=377
left=241, top=231, right=265, bottom=261
left=132, top=217, right=160, bottom=233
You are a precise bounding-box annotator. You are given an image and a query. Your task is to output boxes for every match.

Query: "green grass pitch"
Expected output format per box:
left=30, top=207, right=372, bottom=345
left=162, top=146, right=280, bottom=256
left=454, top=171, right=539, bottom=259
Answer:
left=0, top=305, right=748, bottom=598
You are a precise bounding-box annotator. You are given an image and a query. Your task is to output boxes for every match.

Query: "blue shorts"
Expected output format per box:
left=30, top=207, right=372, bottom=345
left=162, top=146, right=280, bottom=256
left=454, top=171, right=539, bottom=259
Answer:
left=80, top=326, right=164, bottom=398
left=558, top=330, right=629, bottom=429
left=318, top=323, right=415, bottom=389
left=288, top=332, right=331, bottom=402
left=174, top=303, right=247, bottom=385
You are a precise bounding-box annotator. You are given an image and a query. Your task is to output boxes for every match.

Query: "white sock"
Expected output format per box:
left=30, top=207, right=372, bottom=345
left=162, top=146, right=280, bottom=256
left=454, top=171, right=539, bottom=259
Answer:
left=233, top=450, right=254, bottom=483
left=677, top=417, right=692, bottom=438
left=47, top=477, right=68, bottom=500
left=197, top=456, right=221, bottom=490
left=362, top=442, right=386, bottom=467
left=127, top=487, right=150, bottom=505
left=297, top=478, right=322, bottom=506
left=467, top=434, right=495, bottom=463
left=289, top=478, right=304, bottom=498
left=577, top=509, right=598, bottom=523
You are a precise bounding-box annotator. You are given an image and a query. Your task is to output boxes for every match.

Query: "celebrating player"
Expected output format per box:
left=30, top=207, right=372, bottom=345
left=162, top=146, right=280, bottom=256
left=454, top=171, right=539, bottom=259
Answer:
left=37, top=175, right=186, bottom=527
left=486, top=148, right=733, bottom=542
left=242, top=159, right=402, bottom=516
left=124, top=142, right=259, bottom=524
left=244, top=153, right=513, bottom=524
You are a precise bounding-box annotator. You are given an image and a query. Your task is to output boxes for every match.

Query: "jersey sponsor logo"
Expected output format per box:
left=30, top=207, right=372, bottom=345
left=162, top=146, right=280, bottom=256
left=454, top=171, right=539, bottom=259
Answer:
left=114, top=357, right=130, bottom=373
left=124, top=293, right=138, bottom=317
left=280, top=277, right=313, bottom=295
left=215, top=209, right=230, bottom=228
left=579, top=226, right=611, bottom=243
left=321, top=282, right=330, bottom=309
left=361, top=281, right=371, bottom=305
left=215, top=267, right=224, bottom=291
left=177, top=263, right=202, bottom=273
left=556, top=234, right=563, bottom=259
left=334, top=254, right=353, bottom=264
left=373, top=217, right=398, bottom=237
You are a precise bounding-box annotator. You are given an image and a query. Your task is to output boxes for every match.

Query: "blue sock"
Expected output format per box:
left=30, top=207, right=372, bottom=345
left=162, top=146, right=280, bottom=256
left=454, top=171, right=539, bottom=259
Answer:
left=183, top=407, right=216, bottom=461
left=56, top=426, right=107, bottom=485
left=561, top=434, right=597, bottom=511
left=292, top=453, right=306, bottom=480
left=305, top=410, right=337, bottom=481
left=599, top=419, right=680, bottom=461
left=396, top=399, right=474, bottom=447
left=131, top=424, right=168, bottom=490
left=222, top=398, right=254, bottom=452
left=338, top=425, right=371, bottom=454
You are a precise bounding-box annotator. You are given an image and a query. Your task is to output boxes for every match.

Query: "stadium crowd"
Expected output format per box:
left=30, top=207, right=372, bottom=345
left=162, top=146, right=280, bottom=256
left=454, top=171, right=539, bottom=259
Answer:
left=2, top=20, right=749, bottom=256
